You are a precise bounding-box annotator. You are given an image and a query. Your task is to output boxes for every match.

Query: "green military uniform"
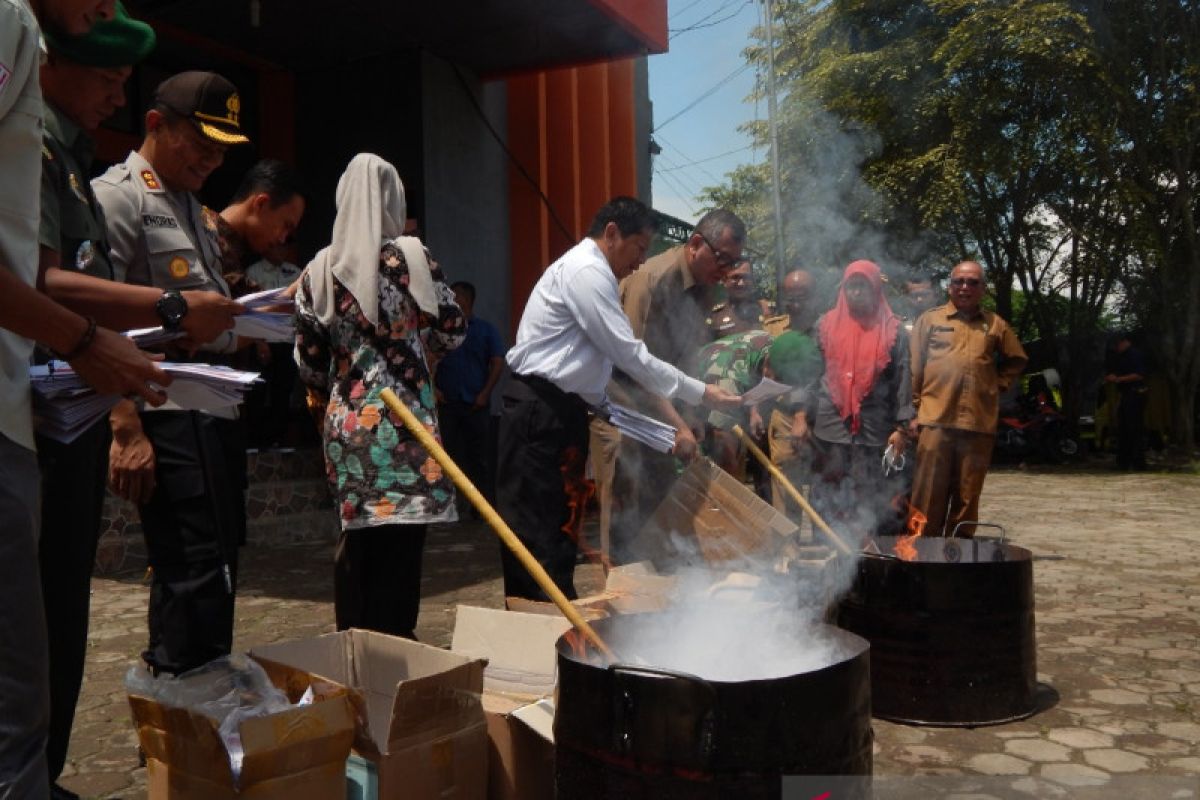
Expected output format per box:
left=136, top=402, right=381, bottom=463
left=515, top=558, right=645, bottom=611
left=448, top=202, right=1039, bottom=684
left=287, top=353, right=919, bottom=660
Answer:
left=691, top=329, right=774, bottom=430
left=36, top=102, right=119, bottom=792
left=39, top=106, right=114, bottom=279
left=35, top=5, right=157, bottom=794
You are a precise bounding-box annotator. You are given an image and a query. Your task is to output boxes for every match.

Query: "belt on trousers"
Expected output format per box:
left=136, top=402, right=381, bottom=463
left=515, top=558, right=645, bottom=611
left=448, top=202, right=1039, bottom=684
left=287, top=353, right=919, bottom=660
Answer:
left=510, top=372, right=586, bottom=412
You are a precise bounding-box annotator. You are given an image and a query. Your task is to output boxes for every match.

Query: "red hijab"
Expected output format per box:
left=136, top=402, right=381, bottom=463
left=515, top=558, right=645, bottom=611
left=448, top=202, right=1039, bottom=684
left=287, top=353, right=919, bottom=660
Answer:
left=818, top=260, right=900, bottom=434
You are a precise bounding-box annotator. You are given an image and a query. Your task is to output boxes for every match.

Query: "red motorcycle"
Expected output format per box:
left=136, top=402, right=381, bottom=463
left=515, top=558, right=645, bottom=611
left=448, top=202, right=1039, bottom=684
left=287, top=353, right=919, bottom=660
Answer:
left=996, top=389, right=1080, bottom=463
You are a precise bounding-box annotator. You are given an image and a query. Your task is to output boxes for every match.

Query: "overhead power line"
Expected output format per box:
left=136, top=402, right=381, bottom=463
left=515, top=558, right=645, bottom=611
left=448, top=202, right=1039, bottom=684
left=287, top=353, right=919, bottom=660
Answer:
left=654, top=62, right=753, bottom=132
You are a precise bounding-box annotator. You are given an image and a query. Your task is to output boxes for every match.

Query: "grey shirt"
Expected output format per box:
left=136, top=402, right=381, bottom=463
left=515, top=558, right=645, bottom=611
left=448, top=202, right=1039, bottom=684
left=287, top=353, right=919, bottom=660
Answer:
left=811, top=319, right=914, bottom=447
left=92, top=150, right=235, bottom=352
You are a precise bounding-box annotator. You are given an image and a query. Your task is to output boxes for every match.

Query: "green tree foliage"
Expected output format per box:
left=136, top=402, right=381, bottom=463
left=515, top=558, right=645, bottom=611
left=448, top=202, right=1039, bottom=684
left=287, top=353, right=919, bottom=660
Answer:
left=698, top=0, right=1199, bottom=446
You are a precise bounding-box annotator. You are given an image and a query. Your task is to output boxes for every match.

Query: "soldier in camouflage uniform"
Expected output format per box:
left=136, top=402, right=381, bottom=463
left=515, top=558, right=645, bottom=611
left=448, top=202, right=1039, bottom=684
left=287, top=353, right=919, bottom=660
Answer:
left=689, top=329, right=820, bottom=477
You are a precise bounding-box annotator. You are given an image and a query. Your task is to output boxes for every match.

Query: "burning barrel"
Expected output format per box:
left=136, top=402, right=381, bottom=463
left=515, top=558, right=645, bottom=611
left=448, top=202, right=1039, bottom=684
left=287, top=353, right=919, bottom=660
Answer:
left=555, top=613, right=873, bottom=800
left=838, top=535, right=1037, bottom=726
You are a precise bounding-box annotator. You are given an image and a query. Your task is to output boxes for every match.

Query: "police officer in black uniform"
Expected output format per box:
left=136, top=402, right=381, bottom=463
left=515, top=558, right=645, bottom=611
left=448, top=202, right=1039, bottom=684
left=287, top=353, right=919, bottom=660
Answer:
left=92, top=71, right=252, bottom=676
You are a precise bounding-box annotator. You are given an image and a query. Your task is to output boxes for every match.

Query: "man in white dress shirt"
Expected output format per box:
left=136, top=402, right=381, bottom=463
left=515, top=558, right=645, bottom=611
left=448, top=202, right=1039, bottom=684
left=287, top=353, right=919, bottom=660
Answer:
left=498, top=196, right=740, bottom=600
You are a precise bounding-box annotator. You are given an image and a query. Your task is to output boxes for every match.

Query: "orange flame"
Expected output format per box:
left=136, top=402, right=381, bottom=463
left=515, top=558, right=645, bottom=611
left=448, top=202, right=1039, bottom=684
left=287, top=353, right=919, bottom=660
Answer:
left=558, top=446, right=610, bottom=568
left=894, top=505, right=927, bottom=561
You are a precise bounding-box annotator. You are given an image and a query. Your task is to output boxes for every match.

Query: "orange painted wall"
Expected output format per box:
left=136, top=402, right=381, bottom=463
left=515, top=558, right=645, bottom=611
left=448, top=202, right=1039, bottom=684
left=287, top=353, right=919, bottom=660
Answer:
left=506, top=59, right=640, bottom=333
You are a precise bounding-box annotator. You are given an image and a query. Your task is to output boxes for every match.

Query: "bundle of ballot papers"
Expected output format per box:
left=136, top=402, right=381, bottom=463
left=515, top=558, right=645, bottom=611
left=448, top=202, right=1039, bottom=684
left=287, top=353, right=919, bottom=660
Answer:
left=30, top=361, right=261, bottom=443
left=599, top=402, right=678, bottom=453
left=126, top=286, right=296, bottom=347
left=231, top=285, right=294, bottom=342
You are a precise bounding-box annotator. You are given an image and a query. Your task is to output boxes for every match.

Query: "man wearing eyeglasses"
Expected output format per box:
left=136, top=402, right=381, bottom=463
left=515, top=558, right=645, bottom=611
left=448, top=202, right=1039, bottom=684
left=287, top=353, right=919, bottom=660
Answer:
left=909, top=260, right=1027, bottom=537
left=596, top=208, right=745, bottom=564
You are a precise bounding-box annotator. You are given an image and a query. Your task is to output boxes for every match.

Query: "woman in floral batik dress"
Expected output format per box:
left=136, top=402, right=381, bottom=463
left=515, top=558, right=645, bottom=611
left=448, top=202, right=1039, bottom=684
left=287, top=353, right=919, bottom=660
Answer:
left=294, top=153, right=465, bottom=638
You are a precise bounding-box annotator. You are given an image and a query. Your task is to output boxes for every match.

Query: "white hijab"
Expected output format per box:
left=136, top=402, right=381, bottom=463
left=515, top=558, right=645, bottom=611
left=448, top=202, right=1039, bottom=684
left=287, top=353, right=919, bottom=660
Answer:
left=306, top=153, right=437, bottom=327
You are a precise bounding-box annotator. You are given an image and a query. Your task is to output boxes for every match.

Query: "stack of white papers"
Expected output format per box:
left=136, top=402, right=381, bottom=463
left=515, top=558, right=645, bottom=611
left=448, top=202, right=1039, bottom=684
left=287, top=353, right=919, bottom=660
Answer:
left=740, top=377, right=794, bottom=405
left=602, top=402, right=677, bottom=453
left=231, top=286, right=295, bottom=343
left=30, top=365, right=121, bottom=443
left=30, top=361, right=261, bottom=443
left=126, top=326, right=187, bottom=348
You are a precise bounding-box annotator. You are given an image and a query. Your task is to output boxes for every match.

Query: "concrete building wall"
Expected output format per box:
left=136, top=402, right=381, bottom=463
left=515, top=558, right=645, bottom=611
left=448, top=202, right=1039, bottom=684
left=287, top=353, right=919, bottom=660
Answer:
left=420, top=53, right=512, bottom=339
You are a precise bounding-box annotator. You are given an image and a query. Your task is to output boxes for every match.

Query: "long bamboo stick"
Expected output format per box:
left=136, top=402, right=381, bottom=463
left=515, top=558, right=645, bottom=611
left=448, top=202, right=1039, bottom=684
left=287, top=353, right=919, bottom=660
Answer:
left=731, top=424, right=854, bottom=557
left=379, top=388, right=616, bottom=661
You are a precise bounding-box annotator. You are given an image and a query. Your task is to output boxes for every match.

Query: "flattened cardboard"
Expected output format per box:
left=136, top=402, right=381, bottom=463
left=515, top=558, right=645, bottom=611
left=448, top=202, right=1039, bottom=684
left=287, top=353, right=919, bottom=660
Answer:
left=644, top=456, right=799, bottom=563
left=128, top=658, right=355, bottom=800
left=451, top=605, right=570, bottom=697
left=450, top=608, right=563, bottom=800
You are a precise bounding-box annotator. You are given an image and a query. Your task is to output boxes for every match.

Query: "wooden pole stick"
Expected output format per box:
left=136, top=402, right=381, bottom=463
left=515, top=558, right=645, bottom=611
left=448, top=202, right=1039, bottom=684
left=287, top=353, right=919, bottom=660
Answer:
left=731, top=424, right=855, bottom=557
left=379, top=388, right=616, bottom=661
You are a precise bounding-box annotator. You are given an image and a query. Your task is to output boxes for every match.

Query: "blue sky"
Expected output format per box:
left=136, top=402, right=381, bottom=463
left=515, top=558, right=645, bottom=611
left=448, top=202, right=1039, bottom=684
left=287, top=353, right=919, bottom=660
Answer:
left=647, top=1, right=764, bottom=224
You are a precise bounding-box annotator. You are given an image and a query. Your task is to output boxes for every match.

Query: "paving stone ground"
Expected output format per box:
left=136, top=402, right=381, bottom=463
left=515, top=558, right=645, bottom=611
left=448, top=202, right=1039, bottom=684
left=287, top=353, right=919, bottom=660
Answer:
left=62, top=465, right=1200, bottom=798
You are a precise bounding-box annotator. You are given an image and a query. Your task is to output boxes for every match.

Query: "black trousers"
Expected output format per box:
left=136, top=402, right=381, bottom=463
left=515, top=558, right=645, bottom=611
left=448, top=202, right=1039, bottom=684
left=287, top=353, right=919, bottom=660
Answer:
left=334, top=524, right=427, bottom=638
left=1116, top=390, right=1147, bottom=469
left=438, top=402, right=491, bottom=503
left=137, top=411, right=243, bottom=675
left=496, top=375, right=588, bottom=602
left=36, top=420, right=109, bottom=784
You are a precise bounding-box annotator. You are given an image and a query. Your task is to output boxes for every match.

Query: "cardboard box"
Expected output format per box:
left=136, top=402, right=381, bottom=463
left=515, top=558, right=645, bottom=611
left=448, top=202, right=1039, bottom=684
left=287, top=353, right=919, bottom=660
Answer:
left=450, top=606, right=564, bottom=800
left=128, top=658, right=356, bottom=800
left=504, top=595, right=610, bottom=621
left=252, top=630, right=488, bottom=800
left=643, top=456, right=799, bottom=563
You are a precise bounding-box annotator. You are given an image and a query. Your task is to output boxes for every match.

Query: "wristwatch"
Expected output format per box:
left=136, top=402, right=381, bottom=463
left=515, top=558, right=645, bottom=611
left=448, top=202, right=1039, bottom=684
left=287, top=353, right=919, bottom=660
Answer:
left=155, top=289, right=189, bottom=330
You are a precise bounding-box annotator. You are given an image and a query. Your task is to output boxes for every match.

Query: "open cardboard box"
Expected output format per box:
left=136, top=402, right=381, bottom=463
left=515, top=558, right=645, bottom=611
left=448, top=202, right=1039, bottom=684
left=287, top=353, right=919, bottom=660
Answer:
left=252, top=629, right=487, bottom=800
left=451, top=605, right=573, bottom=800
left=128, top=657, right=356, bottom=800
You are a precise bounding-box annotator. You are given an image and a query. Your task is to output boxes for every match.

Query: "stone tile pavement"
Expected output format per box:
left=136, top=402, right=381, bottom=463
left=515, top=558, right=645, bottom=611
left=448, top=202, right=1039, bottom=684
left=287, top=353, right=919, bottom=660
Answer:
left=61, top=468, right=1200, bottom=797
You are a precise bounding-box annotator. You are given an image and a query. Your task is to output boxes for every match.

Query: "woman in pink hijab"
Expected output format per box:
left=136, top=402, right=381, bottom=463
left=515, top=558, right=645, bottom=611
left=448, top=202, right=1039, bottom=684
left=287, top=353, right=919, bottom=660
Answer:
left=805, top=260, right=914, bottom=540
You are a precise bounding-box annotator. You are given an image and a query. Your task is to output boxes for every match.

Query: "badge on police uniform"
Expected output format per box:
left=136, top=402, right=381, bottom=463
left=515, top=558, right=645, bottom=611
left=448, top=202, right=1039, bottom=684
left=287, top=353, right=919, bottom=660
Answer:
left=141, top=170, right=160, bottom=190
left=68, top=173, right=89, bottom=205
left=169, top=256, right=190, bottom=279
left=75, top=240, right=94, bottom=271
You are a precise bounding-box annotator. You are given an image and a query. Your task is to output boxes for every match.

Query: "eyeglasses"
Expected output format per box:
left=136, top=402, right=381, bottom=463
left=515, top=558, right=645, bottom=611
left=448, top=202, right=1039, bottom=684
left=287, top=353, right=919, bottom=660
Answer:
left=950, top=277, right=983, bottom=288
left=697, top=233, right=739, bottom=270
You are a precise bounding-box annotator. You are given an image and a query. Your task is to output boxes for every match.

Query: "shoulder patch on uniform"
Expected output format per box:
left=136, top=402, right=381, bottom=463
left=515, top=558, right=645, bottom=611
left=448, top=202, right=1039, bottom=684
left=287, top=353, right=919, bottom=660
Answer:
left=168, top=256, right=190, bottom=278
left=142, top=213, right=178, bottom=229
left=140, top=170, right=160, bottom=190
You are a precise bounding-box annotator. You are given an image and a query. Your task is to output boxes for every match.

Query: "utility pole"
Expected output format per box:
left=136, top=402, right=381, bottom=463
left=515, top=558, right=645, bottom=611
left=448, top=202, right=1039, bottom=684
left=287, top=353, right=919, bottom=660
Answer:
left=763, top=0, right=788, bottom=298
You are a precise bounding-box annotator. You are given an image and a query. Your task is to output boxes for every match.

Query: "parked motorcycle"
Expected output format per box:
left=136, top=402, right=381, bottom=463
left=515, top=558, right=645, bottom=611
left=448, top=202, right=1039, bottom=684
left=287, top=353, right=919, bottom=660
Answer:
left=995, top=389, right=1080, bottom=463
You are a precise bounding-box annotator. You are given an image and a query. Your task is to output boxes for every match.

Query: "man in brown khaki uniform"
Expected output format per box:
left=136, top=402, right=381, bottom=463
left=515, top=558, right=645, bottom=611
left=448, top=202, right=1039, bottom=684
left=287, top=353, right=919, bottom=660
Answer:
left=590, top=208, right=744, bottom=565
left=909, top=261, right=1027, bottom=537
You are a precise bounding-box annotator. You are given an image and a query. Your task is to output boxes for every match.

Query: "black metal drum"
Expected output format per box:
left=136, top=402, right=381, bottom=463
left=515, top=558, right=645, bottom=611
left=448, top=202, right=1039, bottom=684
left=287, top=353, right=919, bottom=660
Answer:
left=555, top=614, right=873, bottom=800
left=838, top=535, right=1037, bottom=726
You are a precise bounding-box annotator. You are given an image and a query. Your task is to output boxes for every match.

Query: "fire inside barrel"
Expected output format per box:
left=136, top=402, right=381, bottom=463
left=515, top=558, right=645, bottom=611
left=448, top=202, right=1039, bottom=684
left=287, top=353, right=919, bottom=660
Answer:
left=839, top=535, right=1038, bottom=726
